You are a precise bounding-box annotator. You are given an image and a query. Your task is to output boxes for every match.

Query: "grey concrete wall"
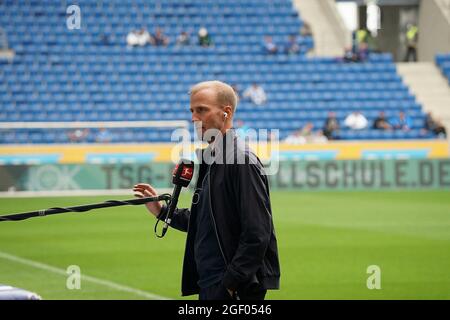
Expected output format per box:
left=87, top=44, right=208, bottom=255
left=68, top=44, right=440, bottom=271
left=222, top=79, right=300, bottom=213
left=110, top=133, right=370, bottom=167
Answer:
left=377, top=6, right=402, bottom=61
left=320, top=0, right=352, bottom=49
left=418, top=0, right=450, bottom=62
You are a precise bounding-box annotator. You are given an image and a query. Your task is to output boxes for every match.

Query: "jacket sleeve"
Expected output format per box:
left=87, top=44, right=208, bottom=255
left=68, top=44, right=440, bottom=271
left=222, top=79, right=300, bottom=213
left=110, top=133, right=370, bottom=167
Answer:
left=222, top=163, right=272, bottom=291
left=157, top=205, right=190, bottom=233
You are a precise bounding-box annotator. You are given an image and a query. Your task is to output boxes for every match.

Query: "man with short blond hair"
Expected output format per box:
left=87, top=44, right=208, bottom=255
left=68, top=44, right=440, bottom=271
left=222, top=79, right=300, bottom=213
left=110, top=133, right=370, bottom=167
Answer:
left=134, top=80, right=280, bottom=300
left=190, top=80, right=238, bottom=113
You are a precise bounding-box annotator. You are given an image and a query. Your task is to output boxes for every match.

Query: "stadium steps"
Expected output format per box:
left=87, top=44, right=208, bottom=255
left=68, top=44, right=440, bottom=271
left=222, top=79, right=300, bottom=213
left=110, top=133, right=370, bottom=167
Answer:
left=397, top=62, right=450, bottom=145
left=292, top=0, right=349, bottom=57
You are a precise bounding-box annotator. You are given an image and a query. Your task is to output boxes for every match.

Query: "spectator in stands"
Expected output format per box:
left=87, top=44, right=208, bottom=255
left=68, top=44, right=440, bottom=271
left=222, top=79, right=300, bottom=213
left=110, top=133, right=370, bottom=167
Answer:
left=323, top=112, right=340, bottom=140
left=126, top=28, right=151, bottom=47
left=285, top=123, right=327, bottom=144
left=302, top=122, right=327, bottom=143
left=67, top=128, right=89, bottom=143
left=300, top=21, right=313, bottom=37
left=300, top=122, right=314, bottom=138
left=373, top=111, right=392, bottom=130
left=176, top=31, right=191, bottom=46
left=422, top=112, right=447, bottom=138
left=198, top=27, right=212, bottom=47
left=126, top=29, right=139, bottom=47
left=284, top=129, right=306, bottom=145
left=356, top=42, right=369, bottom=62
left=96, top=127, right=112, bottom=143
left=263, top=36, right=278, bottom=55
left=344, top=111, right=368, bottom=130
left=151, top=27, right=169, bottom=47
left=341, top=43, right=369, bottom=63
left=342, top=46, right=358, bottom=63
left=243, top=83, right=267, bottom=106
left=392, top=111, right=412, bottom=131
left=404, top=24, right=419, bottom=62
left=284, top=34, right=300, bottom=55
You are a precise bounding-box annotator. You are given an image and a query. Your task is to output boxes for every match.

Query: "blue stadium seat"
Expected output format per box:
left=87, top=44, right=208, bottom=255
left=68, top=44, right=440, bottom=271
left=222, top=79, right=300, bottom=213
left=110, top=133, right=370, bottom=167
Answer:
left=436, top=54, right=450, bottom=84
left=0, top=0, right=436, bottom=143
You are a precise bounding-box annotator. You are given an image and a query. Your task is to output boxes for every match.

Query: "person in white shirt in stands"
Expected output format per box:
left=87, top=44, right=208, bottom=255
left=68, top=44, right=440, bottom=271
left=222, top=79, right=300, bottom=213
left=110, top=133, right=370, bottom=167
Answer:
left=96, top=127, right=112, bottom=143
left=126, top=28, right=151, bottom=47
left=243, top=83, right=267, bottom=106
left=344, top=111, right=368, bottom=130
left=284, top=130, right=306, bottom=145
left=284, top=123, right=327, bottom=145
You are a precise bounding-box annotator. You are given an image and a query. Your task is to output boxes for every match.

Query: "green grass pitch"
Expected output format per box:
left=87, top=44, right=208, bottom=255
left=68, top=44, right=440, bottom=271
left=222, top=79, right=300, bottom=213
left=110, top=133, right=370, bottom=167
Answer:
left=0, top=191, right=449, bottom=300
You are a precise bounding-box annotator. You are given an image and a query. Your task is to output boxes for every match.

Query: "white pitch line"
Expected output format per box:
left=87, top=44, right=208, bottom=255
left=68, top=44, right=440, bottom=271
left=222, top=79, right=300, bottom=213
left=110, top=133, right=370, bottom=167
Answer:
left=0, top=251, right=171, bottom=300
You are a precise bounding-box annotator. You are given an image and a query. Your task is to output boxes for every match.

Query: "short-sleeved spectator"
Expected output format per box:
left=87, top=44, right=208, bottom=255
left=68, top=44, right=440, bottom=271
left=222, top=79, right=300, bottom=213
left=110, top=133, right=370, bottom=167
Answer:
left=357, top=42, right=369, bottom=62
left=263, top=36, right=278, bottom=54
left=176, top=31, right=191, bottom=46
left=323, top=112, right=340, bottom=139
left=284, top=123, right=327, bottom=144
left=243, top=83, right=267, bottom=106
left=391, top=111, right=412, bottom=131
left=126, top=28, right=151, bottom=47
left=198, top=27, right=212, bottom=47
left=96, top=128, right=112, bottom=143
left=284, top=35, right=300, bottom=55
left=342, top=46, right=358, bottom=63
left=151, top=28, right=169, bottom=46
left=373, top=111, right=392, bottom=130
left=422, top=112, right=447, bottom=138
left=284, top=130, right=305, bottom=145
left=344, top=111, right=368, bottom=130
left=68, top=128, right=89, bottom=143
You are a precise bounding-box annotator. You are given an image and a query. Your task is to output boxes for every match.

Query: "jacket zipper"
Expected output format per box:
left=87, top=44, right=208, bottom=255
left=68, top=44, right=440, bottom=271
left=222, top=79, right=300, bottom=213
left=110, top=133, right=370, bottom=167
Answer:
left=207, top=165, right=228, bottom=265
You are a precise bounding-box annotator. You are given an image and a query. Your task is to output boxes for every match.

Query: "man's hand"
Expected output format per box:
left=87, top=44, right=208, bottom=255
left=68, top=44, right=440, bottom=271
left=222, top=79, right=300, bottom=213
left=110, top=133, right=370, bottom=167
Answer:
left=133, top=183, right=162, bottom=218
left=227, top=288, right=235, bottom=298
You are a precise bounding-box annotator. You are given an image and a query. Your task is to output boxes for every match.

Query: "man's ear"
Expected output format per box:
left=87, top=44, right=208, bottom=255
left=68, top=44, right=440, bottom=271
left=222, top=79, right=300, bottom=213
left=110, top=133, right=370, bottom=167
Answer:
left=223, top=105, right=233, bottom=118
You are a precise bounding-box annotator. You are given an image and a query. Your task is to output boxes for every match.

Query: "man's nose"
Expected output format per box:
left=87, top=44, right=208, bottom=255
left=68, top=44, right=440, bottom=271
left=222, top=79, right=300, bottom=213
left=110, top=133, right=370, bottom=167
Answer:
left=191, top=114, right=200, bottom=123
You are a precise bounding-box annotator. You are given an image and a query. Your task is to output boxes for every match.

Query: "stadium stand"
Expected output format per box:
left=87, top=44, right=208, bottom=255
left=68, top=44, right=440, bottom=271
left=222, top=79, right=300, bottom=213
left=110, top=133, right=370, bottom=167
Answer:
left=436, top=54, right=450, bottom=84
left=0, top=0, right=437, bottom=144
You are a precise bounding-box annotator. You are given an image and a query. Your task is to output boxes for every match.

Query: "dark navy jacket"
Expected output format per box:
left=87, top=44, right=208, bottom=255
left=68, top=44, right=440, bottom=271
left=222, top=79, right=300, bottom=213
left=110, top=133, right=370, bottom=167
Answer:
left=158, top=129, right=280, bottom=296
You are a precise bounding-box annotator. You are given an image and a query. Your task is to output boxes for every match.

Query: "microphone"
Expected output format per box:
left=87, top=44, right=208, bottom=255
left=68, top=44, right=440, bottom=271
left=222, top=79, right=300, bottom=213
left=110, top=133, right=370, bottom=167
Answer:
left=161, top=159, right=194, bottom=237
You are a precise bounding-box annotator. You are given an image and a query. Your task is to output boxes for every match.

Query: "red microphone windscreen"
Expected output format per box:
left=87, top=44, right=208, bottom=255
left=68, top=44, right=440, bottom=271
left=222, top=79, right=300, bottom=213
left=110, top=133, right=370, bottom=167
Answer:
left=172, top=159, right=194, bottom=187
